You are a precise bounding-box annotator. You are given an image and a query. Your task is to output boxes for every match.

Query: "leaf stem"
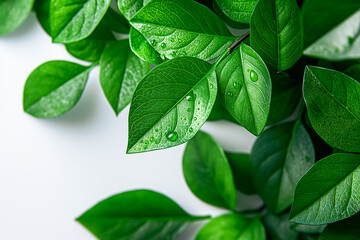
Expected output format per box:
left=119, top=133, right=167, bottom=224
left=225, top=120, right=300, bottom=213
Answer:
left=229, top=31, right=250, bottom=53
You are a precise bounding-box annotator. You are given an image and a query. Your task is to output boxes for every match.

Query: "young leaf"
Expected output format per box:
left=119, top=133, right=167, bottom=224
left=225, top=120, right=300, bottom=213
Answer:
left=302, top=0, right=360, bottom=47
left=129, top=27, right=164, bottom=64
left=0, top=0, right=35, bottom=35
left=65, top=24, right=115, bottom=62
left=23, top=61, right=91, bottom=118
left=263, top=212, right=299, bottom=240
left=127, top=57, right=217, bottom=153
left=250, top=0, right=303, bottom=72
left=100, top=39, right=150, bottom=116
left=196, top=213, right=266, bottom=240
left=318, top=213, right=360, bottom=240
left=130, top=0, right=236, bottom=61
left=183, top=131, right=237, bottom=210
left=290, top=153, right=360, bottom=225
left=226, top=152, right=256, bottom=195
left=216, top=42, right=271, bottom=136
left=303, top=66, right=360, bottom=153
left=50, top=0, right=111, bottom=43
left=77, top=190, right=208, bottom=239
left=214, top=0, right=258, bottom=23
left=304, top=11, right=360, bottom=61
left=251, top=121, right=315, bottom=213
left=267, top=70, right=301, bottom=125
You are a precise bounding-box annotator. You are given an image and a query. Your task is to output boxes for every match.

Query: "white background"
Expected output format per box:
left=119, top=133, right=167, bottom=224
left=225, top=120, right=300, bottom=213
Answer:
left=0, top=12, right=261, bottom=240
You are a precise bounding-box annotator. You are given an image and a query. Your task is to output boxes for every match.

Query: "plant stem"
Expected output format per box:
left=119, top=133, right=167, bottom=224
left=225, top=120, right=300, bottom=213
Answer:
left=229, top=31, right=250, bottom=53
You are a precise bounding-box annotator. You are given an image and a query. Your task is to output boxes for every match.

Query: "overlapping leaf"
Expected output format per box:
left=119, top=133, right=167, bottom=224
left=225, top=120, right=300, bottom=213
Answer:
left=263, top=212, right=298, bottom=240
left=319, top=213, right=360, bottom=240
left=215, top=0, right=258, bottom=24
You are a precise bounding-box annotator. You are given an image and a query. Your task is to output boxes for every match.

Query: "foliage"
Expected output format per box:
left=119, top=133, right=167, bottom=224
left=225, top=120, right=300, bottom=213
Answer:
left=2, top=0, right=360, bottom=239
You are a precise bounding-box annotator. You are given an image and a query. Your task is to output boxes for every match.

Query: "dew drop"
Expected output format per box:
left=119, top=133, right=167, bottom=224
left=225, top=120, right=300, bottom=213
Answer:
left=155, top=138, right=161, bottom=144
left=165, top=131, right=178, bottom=142
left=151, top=40, right=156, bottom=46
left=161, top=42, right=166, bottom=48
left=227, top=92, right=233, bottom=97
left=186, top=95, right=193, bottom=101
left=145, top=140, right=149, bottom=144
left=348, top=36, right=355, bottom=44
left=194, top=117, right=197, bottom=121
left=160, top=53, right=166, bottom=60
left=305, top=156, right=311, bottom=162
left=250, top=70, right=258, bottom=82
left=233, top=82, right=240, bottom=89
left=189, top=127, right=193, bottom=132
left=150, top=137, right=155, bottom=142
left=210, top=84, right=214, bottom=89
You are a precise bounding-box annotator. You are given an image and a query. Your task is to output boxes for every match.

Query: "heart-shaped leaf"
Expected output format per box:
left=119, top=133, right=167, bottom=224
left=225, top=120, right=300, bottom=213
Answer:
left=127, top=57, right=217, bottom=153
left=290, top=153, right=360, bottom=225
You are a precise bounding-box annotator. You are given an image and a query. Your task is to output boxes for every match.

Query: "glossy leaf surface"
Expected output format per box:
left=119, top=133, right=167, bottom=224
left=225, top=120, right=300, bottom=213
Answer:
left=127, top=57, right=217, bottom=153
left=250, top=0, right=303, bottom=71
left=23, top=61, right=90, bottom=118
left=216, top=42, right=271, bottom=136
left=50, top=0, right=111, bottom=43
left=130, top=0, right=236, bottom=61
left=196, top=213, right=266, bottom=240
left=77, top=190, right=208, bottom=240
left=319, top=213, right=360, bottom=240
left=0, top=0, right=34, bottom=35
left=226, top=152, right=256, bottom=195
left=263, top=212, right=298, bottom=240
left=304, top=11, right=360, bottom=61
left=303, top=66, right=360, bottom=152
left=34, top=0, right=51, bottom=35
left=118, top=0, right=151, bottom=20
left=251, top=121, right=315, bottom=213
left=101, top=7, right=129, bottom=33
left=302, top=0, right=360, bottom=47
left=183, top=131, right=237, bottom=210
left=215, top=0, right=258, bottom=23
left=290, top=153, right=360, bottom=225
left=100, top=40, right=150, bottom=115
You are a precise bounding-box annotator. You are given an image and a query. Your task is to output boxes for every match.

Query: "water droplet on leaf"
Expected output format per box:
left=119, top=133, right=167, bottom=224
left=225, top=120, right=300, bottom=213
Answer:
left=150, top=137, right=154, bottom=142
left=151, top=40, right=156, bottom=46
left=227, top=92, right=233, bottom=97
left=250, top=70, right=258, bottom=82
left=165, top=131, right=178, bottom=142
left=189, top=127, right=193, bottom=132
left=305, top=156, right=311, bottom=162
left=161, top=42, right=166, bottom=48
left=210, top=84, right=214, bottom=89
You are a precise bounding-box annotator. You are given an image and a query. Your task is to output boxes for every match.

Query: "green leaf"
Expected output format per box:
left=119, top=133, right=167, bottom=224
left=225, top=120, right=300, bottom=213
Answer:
left=65, top=23, right=115, bottom=62
left=251, top=121, right=315, bottom=213
left=207, top=95, right=236, bottom=122
left=101, top=7, right=130, bottom=33
left=263, top=212, right=299, bottom=240
left=291, top=223, right=326, bottom=234
left=118, top=0, right=152, bottom=20
left=344, top=63, right=360, bottom=80
left=216, top=42, right=271, bottom=136
left=77, top=190, right=208, bottom=240
left=23, top=61, right=91, bottom=118
left=319, top=213, right=360, bottom=240
left=34, top=0, right=51, bottom=35
left=129, top=27, right=164, bottom=64
left=183, top=131, right=237, bottom=210
left=0, top=0, right=35, bottom=35
left=303, top=66, right=360, bottom=153
left=304, top=10, right=360, bottom=61
left=100, top=39, right=150, bottom=115
left=195, top=213, right=266, bottom=240
left=130, top=0, right=236, bottom=61
left=267, top=70, right=301, bottom=125
left=302, top=0, right=360, bottom=47
left=214, top=0, right=258, bottom=23
left=212, top=1, right=249, bottom=29
left=127, top=57, right=217, bottom=153
left=250, top=0, right=303, bottom=72
left=226, top=152, right=256, bottom=195
left=290, top=153, right=360, bottom=225
left=50, top=0, right=111, bottom=43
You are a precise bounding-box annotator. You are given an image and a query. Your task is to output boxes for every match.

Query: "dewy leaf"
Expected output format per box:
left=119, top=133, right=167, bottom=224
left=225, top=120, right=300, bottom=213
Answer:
left=118, top=0, right=152, bottom=20
left=263, top=212, right=298, bottom=240
left=302, top=0, right=360, bottom=47
left=250, top=0, right=303, bottom=72
left=77, top=189, right=209, bottom=240
left=303, top=66, right=360, bottom=153
left=130, top=0, right=236, bottom=61
left=304, top=10, right=360, bottom=61
left=100, top=39, right=150, bottom=116
left=127, top=57, right=217, bottom=153
left=290, top=153, right=360, bottom=225
left=0, top=0, right=35, bottom=35
left=129, top=27, right=164, bottom=64
left=23, top=61, right=91, bottom=118
left=65, top=23, right=115, bottom=62
left=319, top=213, right=360, bottom=240
left=216, top=42, right=271, bottom=136
left=226, top=152, right=256, bottom=195
left=183, top=131, right=237, bottom=210
left=50, top=0, right=111, bottom=43
left=267, top=70, right=301, bottom=125
left=196, top=213, right=266, bottom=240
left=214, top=0, right=258, bottom=24
left=251, top=121, right=315, bottom=213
